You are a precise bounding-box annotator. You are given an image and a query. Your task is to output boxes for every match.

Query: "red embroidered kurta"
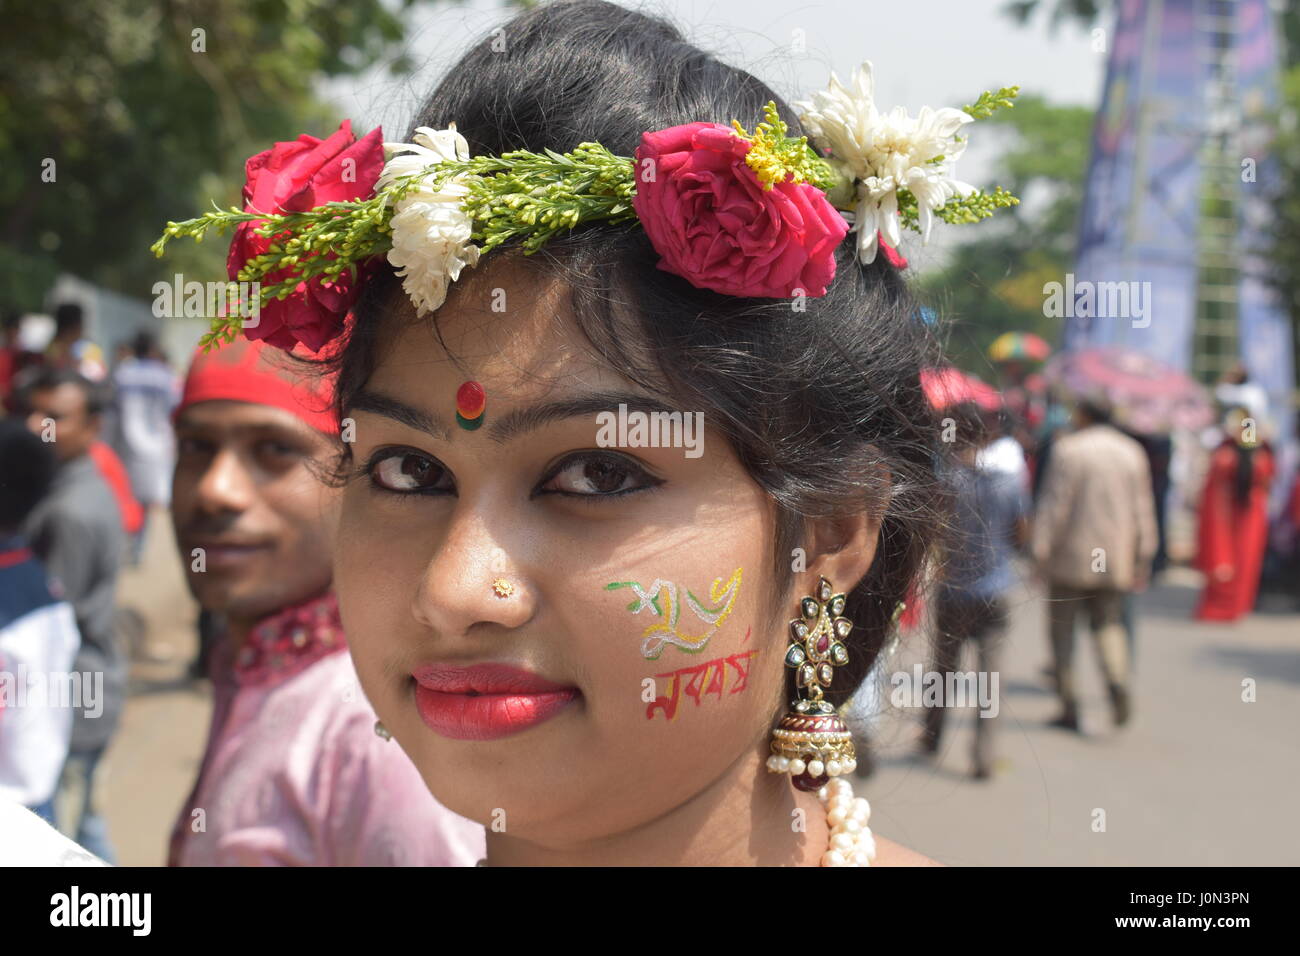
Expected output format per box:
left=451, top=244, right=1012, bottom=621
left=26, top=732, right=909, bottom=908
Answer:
left=168, top=591, right=484, bottom=866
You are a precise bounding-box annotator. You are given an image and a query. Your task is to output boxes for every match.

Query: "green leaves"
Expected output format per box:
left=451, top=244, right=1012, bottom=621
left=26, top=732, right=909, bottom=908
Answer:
left=153, top=138, right=643, bottom=348
left=964, top=86, right=1021, bottom=119
left=2, top=0, right=473, bottom=312
left=458, top=141, right=638, bottom=254
left=896, top=186, right=1020, bottom=232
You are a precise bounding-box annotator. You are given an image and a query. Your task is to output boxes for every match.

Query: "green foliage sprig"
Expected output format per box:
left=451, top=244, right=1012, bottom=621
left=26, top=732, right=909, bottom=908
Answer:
left=964, top=86, right=1021, bottom=119
left=458, top=142, right=638, bottom=253
left=897, top=185, right=1021, bottom=231
left=152, top=143, right=641, bottom=347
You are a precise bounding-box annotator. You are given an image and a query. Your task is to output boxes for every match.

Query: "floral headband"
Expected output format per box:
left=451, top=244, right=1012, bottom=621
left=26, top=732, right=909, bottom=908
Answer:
left=152, top=62, right=1018, bottom=354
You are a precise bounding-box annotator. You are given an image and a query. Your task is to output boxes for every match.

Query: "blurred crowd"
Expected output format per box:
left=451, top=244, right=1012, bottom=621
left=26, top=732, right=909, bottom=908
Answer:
left=1, top=303, right=179, bottom=860
left=893, top=352, right=1300, bottom=779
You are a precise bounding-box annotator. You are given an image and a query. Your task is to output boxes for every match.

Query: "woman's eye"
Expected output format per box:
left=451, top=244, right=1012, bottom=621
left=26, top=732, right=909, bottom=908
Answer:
left=370, top=450, right=450, bottom=493
left=543, top=454, right=657, bottom=497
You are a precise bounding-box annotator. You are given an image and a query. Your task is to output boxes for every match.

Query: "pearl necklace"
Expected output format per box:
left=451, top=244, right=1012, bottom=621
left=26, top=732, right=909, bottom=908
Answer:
left=817, top=775, right=877, bottom=866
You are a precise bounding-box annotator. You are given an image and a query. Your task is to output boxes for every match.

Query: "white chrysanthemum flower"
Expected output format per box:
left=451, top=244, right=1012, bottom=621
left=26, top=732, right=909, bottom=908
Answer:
left=795, top=62, right=975, bottom=264
left=378, top=125, right=481, bottom=315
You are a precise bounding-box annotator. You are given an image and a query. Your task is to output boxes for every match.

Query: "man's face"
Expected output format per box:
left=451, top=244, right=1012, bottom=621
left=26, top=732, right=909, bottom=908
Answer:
left=24, top=384, right=98, bottom=461
left=171, top=400, right=338, bottom=623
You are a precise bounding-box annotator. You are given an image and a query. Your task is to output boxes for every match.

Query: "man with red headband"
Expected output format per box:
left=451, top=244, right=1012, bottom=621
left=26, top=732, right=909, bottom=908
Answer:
left=166, top=338, right=483, bottom=865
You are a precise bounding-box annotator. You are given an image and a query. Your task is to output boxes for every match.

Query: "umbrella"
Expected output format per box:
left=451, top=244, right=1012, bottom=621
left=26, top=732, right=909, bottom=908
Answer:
left=1043, top=346, right=1214, bottom=434
left=921, top=367, right=1002, bottom=412
left=988, top=331, right=1051, bottom=363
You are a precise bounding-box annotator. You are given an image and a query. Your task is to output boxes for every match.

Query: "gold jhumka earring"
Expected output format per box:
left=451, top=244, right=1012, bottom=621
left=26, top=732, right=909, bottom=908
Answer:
left=766, top=576, right=857, bottom=790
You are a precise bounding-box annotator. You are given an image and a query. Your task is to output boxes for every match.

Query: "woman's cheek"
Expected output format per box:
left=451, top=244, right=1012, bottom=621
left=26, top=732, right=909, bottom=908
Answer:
left=589, top=563, right=777, bottom=751
left=334, top=491, right=420, bottom=686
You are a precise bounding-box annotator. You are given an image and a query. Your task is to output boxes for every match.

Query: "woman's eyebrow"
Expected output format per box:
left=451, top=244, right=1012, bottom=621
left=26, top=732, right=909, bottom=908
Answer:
left=349, top=389, right=452, bottom=440
left=488, top=391, right=681, bottom=444
left=347, top=388, right=683, bottom=444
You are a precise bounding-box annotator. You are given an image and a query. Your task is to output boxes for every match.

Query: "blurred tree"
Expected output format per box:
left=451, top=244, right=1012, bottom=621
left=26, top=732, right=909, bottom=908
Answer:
left=0, top=0, right=533, bottom=312
left=919, top=94, right=1094, bottom=373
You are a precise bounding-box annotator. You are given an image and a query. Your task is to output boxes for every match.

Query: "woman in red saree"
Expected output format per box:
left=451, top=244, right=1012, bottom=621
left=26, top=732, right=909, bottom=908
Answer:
left=1195, top=415, right=1275, bottom=622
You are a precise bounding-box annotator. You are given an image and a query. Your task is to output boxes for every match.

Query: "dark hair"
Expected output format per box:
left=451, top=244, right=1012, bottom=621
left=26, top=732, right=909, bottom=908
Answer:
left=132, top=329, right=159, bottom=360
left=331, top=0, right=949, bottom=699
left=946, top=401, right=989, bottom=451
left=54, top=302, right=84, bottom=336
left=19, top=367, right=108, bottom=417
left=1233, top=445, right=1256, bottom=505
left=0, top=418, right=57, bottom=531
left=1076, top=395, right=1112, bottom=425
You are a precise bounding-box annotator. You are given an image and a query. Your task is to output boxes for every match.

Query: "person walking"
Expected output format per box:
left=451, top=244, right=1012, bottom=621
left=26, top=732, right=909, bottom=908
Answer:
left=921, top=403, right=1030, bottom=779
left=1031, top=397, right=1157, bottom=732
left=107, top=329, right=179, bottom=564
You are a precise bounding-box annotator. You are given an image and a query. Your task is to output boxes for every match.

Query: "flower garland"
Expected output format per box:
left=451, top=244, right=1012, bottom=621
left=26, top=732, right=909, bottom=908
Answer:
left=152, top=65, right=1018, bottom=354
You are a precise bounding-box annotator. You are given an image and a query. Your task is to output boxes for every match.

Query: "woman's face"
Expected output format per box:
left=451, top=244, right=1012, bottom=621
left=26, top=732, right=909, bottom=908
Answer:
left=335, top=260, right=795, bottom=844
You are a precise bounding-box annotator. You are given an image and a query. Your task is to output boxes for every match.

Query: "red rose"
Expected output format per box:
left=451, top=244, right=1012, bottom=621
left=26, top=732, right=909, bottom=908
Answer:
left=226, top=120, right=385, bottom=353
left=631, top=122, right=848, bottom=299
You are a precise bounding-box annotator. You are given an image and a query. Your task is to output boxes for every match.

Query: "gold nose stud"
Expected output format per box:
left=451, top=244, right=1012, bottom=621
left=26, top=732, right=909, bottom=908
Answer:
left=492, top=578, right=515, bottom=599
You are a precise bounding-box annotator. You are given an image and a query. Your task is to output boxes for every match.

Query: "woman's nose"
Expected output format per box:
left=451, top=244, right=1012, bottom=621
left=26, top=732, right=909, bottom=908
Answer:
left=409, top=503, right=535, bottom=639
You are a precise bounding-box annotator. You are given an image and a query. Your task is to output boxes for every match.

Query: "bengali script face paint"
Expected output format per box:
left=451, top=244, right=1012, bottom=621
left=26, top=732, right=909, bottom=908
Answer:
left=646, top=640, right=758, bottom=721
left=604, top=567, right=742, bottom=659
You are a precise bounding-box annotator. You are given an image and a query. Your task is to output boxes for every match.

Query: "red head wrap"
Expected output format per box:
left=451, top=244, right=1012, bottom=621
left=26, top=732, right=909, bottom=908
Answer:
left=177, top=337, right=338, bottom=435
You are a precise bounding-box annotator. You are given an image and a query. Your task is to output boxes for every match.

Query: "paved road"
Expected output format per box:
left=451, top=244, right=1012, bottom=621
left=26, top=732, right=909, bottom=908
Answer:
left=857, top=569, right=1300, bottom=866
left=99, top=516, right=205, bottom=867
left=100, top=522, right=1299, bottom=866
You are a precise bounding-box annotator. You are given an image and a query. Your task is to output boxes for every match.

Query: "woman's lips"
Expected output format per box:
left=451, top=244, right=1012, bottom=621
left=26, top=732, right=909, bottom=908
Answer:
left=411, top=663, right=579, bottom=741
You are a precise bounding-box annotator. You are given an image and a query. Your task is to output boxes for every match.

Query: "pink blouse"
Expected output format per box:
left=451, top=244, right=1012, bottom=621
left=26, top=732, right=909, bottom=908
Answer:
left=168, top=592, right=484, bottom=866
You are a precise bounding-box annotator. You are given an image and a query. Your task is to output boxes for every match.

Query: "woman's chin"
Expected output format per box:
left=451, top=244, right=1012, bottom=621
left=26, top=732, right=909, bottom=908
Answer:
left=399, top=721, right=591, bottom=831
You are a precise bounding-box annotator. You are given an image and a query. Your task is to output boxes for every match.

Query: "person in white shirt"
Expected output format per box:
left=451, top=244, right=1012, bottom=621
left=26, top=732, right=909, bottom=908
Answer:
left=0, top=420, right=81, bottom=820
left=108, top=330, right=180, bottom=562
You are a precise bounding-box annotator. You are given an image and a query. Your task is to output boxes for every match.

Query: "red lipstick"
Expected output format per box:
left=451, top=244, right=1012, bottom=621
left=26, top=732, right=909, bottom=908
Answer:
left=411, top=663, right=578, bottom=741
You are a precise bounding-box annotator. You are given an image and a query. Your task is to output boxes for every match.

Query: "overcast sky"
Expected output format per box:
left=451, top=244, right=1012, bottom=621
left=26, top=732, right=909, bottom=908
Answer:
left=325, top=0, right=1108, bottom=267
left=334, top=0, right=1104, bottom=129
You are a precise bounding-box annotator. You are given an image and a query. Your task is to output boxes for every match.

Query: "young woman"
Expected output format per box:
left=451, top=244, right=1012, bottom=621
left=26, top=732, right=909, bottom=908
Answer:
left=156, top=0, right=1019, bottom=865
left=333, top=1, right=948, bottom=867
left=1195, top=407, right=1276, bottom=622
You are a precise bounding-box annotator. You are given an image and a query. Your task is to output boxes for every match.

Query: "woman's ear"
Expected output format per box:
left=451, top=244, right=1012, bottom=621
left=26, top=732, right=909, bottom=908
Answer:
left=804, top=507, right=884, bottom=594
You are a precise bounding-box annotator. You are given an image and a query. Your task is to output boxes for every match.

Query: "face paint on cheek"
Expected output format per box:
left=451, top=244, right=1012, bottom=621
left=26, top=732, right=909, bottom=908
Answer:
left=645, top=634, right=757, bottom=721
left=604, top=567, right=743, bottom=659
